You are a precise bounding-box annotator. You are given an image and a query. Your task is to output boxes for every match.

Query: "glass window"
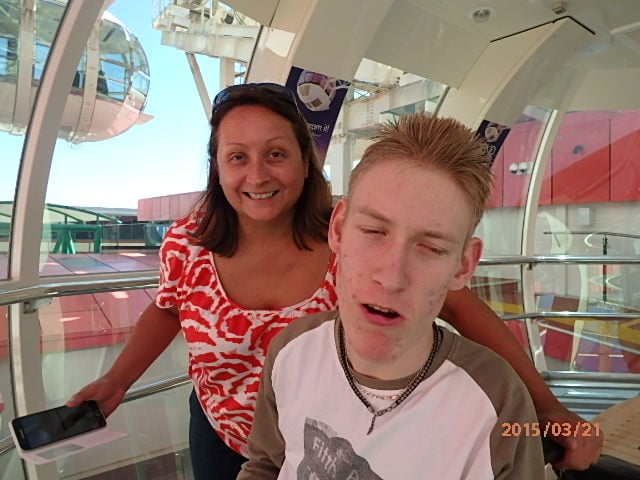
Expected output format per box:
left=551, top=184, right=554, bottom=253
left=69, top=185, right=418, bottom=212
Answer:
left=0, top=146, right=20, bottom=280
left=99, top=60, right=127, bottom=100
left=33, top=42, right=48, bottom=82
left=478, top=107, right=553, bottom=257
left=0, top=303, right=26, bottom=479
left=0, top=1, right=64, bottom=280
left=40, top=0, right=219, bottom=277
left=325, top=58, right=447, bottom=194
left=0, top=35, right=18, bottom=78
left=529, top=108, right=640, bottom=374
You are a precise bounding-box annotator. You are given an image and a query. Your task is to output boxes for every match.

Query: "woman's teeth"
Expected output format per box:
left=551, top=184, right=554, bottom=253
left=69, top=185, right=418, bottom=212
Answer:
left=247, top=191, right=276, bottom=199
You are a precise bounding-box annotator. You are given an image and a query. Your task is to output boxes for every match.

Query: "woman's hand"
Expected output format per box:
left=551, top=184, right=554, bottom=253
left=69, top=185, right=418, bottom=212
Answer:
left=66, top=375, right=127, bottom=418
left=539, top=407, right=603, bottom=471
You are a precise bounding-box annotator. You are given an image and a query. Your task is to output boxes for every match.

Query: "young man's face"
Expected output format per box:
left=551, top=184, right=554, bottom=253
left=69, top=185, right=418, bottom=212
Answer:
left=329, top=159, right=482, bottom=371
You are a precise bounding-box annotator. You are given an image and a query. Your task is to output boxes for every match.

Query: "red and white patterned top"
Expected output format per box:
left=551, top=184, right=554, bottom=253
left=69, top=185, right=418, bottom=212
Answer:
left=156, top=213, right=338, bottom=456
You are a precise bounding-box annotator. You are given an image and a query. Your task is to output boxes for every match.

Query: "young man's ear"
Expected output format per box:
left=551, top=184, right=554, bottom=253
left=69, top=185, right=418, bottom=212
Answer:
left=328, top=197, right=348, bottom=254
left=449, top=237, right=483, bottom=291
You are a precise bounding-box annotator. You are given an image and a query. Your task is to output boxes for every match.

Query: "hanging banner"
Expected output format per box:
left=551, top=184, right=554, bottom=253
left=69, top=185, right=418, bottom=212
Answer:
left=285, top=66, right=350, bottom=165
left=475, top=119, right=511, bottom=165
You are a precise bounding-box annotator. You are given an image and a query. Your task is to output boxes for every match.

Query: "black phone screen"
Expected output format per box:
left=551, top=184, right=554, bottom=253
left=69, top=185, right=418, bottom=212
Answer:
left=12, top=401, right=106, bottom=451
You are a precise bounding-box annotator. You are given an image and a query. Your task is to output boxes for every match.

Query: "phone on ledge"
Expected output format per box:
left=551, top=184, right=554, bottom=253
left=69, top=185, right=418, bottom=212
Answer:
left=10, top=400, right=107, bottom=451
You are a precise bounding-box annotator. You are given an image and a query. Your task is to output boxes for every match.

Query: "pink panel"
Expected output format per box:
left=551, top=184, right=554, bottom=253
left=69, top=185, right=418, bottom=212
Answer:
left=179, top=192, right=200, bottom=218
left=42, top=294, right=101, bottom=314
left=1, top=257, right=159, bottom=356
left=151, top=197, right=162, bottom=220
left=48, top=255, right=117, bottom=274
left=41, top=253, right=159, bottom=276
left=0, top=306, right=7, bottom=359
left=39, top=256, right=75, bottom=275
left=551, top=111, right=610, bottom=204
left=37, top=292, right=153, bottom=352
left=137, top=198, right=152, bottom=221
left=39, top=299, right=113, bottom=353
left=145, top=288, right=159, bottom=299
left=504, top=320, right=527, bottom=349
left=138, top=191, right=202, bottom=221
left=487, top=147, right=504, bottom=208
left=93, top=289, right=154, bottom=330
left=160, top=196, right=171, bottom=220
left=611, top=110, right=640, bottom=202
left=169, top=195, right=180, bottom=220
left=86, top=253, right=159, bottom=271
left=502, top=120, right=545, bottom=207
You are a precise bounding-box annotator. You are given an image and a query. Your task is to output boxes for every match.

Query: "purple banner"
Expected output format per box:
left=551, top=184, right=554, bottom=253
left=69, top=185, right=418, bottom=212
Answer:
left=285, top=66, right=350, bottom=165
left=476, top=119, right=511, bottom=165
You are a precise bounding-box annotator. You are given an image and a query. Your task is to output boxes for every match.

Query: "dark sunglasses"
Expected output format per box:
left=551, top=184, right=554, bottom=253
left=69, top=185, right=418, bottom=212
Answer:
left=212, top=82, right=299, bottom=112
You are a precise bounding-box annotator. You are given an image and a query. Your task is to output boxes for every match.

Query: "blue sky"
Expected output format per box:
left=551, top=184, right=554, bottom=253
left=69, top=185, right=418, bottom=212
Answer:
left=0, top=0, right=221, bottom=209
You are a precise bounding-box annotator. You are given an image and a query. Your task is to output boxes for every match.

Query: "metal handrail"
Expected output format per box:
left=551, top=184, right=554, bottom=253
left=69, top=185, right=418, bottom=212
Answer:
left=1, top=254, right=639, bottom=308
left=124, top=374, right=191, bottom=402
left=501, top=311, right=640, bottom=321
left=0, top=274, right=159, bottom=308
left=479, top=255, right=640, bottom=266
left=542, top=370, right=640, bottom=383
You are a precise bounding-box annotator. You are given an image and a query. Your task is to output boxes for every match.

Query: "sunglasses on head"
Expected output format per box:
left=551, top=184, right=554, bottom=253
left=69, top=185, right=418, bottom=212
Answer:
left=212, top=82, right=299, bottom=113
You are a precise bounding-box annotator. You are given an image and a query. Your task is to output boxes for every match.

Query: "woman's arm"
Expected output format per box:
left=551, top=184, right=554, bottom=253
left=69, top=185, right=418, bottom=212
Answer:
left=440, top=287, right=602, bottom=470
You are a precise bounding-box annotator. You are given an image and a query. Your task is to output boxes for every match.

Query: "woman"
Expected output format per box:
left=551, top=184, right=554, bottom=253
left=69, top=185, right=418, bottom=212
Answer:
left=68, top=83, right=601, bottom=479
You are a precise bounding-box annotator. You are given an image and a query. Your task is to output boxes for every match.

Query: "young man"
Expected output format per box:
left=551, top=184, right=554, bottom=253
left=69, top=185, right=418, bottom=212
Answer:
left=238, top=113, right=545, bottom=479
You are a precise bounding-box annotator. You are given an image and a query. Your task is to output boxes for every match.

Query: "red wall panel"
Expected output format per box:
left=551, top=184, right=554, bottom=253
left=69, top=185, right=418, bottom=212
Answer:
left=487, top=147, right=504, bottom=208
left=551, top=112, right=610, bottom=204
left=502, top=120, right=545, bottom=207
left=611, top=110, right=640, bottom=202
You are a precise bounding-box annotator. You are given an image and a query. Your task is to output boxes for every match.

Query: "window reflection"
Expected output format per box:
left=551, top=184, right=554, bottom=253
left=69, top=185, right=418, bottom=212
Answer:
left=0, top=34, right=17, bottom=78
left=474, top=106, right=640, bottom=376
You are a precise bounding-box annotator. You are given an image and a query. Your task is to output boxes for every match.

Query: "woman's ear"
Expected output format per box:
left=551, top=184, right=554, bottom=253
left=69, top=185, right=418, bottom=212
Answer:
left=449, top=237, right=483, bottom=291
left=328, top=198, right=348, bottom=254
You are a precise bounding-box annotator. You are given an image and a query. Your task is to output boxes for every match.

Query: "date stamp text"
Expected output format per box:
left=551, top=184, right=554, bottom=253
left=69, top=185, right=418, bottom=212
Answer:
left=501, top=422, right=601, bottom=438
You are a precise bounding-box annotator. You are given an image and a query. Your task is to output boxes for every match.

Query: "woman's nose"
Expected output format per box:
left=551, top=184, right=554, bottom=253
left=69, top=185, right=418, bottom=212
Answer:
left=246, top=159, right=269, bottom=184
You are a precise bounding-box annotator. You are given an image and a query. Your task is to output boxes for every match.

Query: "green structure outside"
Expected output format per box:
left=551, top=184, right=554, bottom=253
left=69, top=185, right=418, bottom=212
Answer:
left=0, top=201, right=121, bottom=254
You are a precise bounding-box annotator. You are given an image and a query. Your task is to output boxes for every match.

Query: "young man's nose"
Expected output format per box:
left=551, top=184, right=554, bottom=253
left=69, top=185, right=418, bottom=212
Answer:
left=371, top=244, right=410, bottom=292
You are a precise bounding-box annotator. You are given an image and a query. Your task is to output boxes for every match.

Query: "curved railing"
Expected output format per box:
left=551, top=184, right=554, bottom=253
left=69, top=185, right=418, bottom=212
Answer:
left=0, top=273, right=159, bottom=308
left=479, top=255, right=640, bottom=265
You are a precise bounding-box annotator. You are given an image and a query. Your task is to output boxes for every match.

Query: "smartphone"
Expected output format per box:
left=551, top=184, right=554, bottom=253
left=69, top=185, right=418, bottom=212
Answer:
left=10, top=401, right=106, bottom=451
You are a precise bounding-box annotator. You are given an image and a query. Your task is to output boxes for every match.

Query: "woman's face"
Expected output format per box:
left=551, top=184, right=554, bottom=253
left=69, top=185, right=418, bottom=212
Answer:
left=216, top=104, right=308, bottom=227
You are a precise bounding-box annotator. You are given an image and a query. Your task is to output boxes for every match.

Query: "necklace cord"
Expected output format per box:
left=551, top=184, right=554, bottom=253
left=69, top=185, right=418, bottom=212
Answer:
left=336, top=317, right=442, bottom=435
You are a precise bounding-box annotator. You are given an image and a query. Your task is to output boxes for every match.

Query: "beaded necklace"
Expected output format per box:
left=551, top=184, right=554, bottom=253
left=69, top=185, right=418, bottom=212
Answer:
left=336, top=317, right=442, bottom=435
left=358, top=386, right=402, bottom=401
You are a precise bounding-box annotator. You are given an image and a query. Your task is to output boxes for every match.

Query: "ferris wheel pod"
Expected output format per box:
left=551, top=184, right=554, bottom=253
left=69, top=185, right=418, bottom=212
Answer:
left=61, top=91, right=153, bottom=143
left=0, top=3, right=152, bottom=143
left=296, top=70, right=338, bottom=112
left=0, top=80, right=152, bottom=142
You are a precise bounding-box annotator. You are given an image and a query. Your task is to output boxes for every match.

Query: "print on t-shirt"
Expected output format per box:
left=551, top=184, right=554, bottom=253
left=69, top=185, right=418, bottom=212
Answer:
left=297, top=418, right=382, bottom=480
